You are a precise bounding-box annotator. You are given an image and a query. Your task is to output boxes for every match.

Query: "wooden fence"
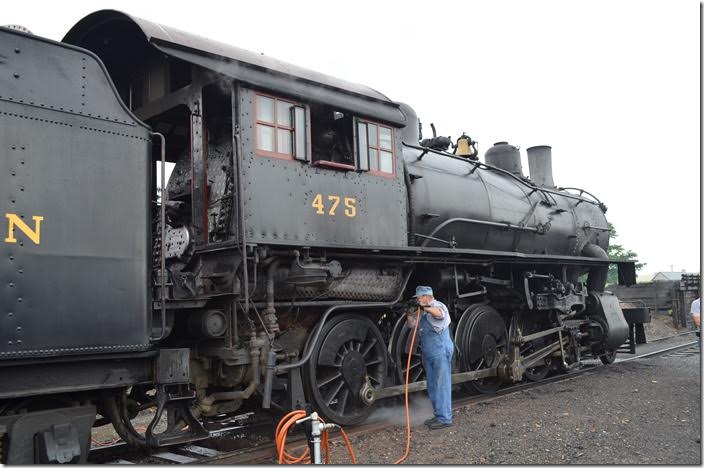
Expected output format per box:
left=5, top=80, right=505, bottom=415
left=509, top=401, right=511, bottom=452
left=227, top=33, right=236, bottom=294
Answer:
left=607, top=274, right=700, bottom=329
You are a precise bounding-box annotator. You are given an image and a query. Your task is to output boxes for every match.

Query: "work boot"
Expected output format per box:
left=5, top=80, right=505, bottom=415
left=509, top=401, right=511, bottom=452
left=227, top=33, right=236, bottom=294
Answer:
left=428, top=420, right=452, bottom=430
left=424, top=417, right=438, bottom=426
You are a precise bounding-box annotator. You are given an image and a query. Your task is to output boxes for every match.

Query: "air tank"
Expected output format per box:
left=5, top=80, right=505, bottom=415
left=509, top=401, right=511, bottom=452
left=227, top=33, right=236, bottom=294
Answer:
left=484, top=142, right=523, bottom=177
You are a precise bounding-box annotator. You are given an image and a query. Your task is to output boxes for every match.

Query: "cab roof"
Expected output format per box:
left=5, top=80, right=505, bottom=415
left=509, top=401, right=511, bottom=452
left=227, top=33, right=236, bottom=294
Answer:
left=64, top=10, right=405, bottom=126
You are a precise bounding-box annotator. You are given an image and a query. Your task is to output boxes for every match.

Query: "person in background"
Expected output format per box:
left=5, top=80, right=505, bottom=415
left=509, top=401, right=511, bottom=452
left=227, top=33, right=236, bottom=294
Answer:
left=406, top=286, right=453, bottom=429
left=691, top=296, right=700, bottom=349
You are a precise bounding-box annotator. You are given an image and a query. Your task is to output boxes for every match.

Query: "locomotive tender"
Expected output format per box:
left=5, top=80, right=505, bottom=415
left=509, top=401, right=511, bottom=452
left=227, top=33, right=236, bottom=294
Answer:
left=0, top=10, right=638, bottom=463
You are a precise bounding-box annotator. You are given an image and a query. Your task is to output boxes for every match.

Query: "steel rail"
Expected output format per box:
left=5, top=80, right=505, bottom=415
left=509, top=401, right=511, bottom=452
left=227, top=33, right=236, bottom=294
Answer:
left=616, top=341, right=698, bottom=362
left=647, top=330, right=697, bottom=343
left=91, top=340, right=699, bottom=464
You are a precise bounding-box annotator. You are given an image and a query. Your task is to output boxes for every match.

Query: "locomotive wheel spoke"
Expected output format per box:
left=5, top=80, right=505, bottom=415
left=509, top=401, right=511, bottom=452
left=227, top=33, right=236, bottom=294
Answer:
left=303, top=314, right=387, bottom=425
left=473, top=357, right=485, bottom=372
left=361, top=338, right=377, bottom=357
left=317, top=371, right=342, bottom=388
left=367, top=375, right=382, bottom=385
left=337, top=388, right=350, bottom=414
left=326, top=380, right=346, bottom=406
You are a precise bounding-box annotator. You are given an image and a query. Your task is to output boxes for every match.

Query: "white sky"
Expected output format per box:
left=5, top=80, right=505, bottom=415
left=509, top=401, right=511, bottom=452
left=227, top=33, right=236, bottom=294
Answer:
left=4, top=0, right=701, bottom=275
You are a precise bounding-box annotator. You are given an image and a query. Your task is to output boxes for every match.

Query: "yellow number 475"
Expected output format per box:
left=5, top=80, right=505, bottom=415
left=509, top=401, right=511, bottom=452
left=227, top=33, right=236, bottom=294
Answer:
left=311, top=194, right=356, bottom=218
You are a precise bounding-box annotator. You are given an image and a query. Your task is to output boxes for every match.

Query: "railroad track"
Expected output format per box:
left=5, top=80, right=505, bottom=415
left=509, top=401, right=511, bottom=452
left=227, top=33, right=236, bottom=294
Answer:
left=90, top=336, right=699, bottom=464
left=647, top=330, right=697, bottom=343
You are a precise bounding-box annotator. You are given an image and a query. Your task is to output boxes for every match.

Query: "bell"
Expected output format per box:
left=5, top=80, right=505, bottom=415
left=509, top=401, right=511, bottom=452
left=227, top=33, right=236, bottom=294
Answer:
left=454, top=134, right=477, bottom=159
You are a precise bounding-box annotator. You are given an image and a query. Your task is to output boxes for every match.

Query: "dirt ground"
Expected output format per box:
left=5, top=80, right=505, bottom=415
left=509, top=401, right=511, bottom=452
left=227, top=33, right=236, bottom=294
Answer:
left=644, top=313, right=683, bottom=340
left=323, top=349, right=701, bottom=464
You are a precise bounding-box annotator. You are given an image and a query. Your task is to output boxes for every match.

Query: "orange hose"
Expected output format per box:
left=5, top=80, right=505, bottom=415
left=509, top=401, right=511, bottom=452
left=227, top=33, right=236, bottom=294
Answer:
left=337, top=427, right=357, bottom=463
left=276, top=410, right=311, bottom=464
left=393, top=305, right=421, bottom=464
left=275, top=409, right=356, bottom=464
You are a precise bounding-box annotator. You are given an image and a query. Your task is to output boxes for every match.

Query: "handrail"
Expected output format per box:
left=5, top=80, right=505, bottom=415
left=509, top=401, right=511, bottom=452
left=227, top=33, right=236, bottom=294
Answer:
left=558, top=187, right=605, bottom=206
left=150, top=131, right=167, bottom=342
left=418, top=217, right=548, bottom=248
left=402, top=142, right=602, bottom=208
left=232, top=83, right=251, bottom=347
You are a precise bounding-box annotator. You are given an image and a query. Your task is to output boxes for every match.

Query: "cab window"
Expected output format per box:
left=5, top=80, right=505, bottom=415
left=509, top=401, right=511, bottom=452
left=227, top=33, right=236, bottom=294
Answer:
left=310, top=104, right=355, bottom=170
left=357, top=120, right=395, bottom=176
left=255, top=92, right=307, bottom=161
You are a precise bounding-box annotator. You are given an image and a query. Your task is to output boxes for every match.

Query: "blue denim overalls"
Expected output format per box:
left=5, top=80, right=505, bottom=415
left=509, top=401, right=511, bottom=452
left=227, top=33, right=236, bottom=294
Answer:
left=419, top=312, right=454, bottom=424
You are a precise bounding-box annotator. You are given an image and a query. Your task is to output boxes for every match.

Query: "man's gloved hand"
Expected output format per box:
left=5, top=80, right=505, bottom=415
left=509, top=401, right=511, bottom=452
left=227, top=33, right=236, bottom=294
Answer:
left=407, top=303, right=424, bottom=317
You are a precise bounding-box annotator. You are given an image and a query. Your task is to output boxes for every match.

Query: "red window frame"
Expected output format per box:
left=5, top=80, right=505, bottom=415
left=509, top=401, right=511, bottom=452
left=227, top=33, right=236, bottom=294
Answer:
left=312, top=160, right=357, bottom=170
left=254, top=92, right=299, bottom=160
left=362, top=120, right=396, bottom=178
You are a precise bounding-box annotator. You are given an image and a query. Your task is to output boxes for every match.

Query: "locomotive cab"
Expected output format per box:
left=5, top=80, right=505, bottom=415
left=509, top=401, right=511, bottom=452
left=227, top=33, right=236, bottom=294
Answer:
left=63, top=9, right=414, bottom=425
left=65, top=10, right=410, bottom=253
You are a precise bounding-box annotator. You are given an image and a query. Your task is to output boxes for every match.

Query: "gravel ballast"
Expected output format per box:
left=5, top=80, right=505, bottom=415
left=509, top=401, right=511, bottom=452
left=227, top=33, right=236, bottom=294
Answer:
left=323, top=349, right=701, bottom=464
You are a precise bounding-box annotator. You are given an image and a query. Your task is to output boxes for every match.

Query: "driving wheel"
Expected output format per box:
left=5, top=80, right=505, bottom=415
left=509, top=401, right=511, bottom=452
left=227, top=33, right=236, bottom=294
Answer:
left=302, top=313, right=387, bottom=425
left=455, top=304, right=508, bottom=394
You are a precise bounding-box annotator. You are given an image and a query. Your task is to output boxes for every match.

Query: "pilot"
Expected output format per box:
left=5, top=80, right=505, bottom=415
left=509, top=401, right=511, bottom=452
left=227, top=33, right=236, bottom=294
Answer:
left=406, top=285, right=453, bottom=429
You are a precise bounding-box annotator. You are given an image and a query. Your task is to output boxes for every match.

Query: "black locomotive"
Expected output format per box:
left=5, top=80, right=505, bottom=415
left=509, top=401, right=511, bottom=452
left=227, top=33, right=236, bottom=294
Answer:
left=0, top=10, right=640, bottom=463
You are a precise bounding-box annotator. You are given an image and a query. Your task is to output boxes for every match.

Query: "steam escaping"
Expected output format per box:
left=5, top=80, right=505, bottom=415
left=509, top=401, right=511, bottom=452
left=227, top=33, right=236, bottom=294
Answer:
left=365, top=395, right=435, bottom=426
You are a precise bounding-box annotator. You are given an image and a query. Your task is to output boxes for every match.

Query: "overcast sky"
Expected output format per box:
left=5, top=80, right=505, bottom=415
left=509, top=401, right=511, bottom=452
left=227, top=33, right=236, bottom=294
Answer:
left=4, top=0, right=701, bottom=275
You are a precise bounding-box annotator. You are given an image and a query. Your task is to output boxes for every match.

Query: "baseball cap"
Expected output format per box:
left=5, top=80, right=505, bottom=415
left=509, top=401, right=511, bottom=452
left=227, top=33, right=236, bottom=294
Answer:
left=414, top=286, right=433, bottom=297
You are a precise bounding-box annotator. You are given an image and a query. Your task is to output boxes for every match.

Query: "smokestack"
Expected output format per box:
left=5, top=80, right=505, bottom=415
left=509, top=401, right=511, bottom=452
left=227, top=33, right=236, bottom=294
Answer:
left=526, top=145, right=555, bottom=188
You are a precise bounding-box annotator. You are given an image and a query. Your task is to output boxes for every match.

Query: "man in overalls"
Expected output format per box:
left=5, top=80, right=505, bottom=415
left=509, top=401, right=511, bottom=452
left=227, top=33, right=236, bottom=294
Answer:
left=407, top=286, right=454, bottom=429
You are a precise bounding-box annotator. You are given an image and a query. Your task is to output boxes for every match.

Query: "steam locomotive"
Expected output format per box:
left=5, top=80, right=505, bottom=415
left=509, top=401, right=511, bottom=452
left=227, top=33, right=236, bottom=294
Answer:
left=0, top=10, right=639, bottom=463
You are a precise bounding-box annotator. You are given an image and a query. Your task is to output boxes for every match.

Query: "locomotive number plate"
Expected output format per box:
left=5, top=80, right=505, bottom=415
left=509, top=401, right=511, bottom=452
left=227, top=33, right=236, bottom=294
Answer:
left=311, top=194, right=357, bottom=218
